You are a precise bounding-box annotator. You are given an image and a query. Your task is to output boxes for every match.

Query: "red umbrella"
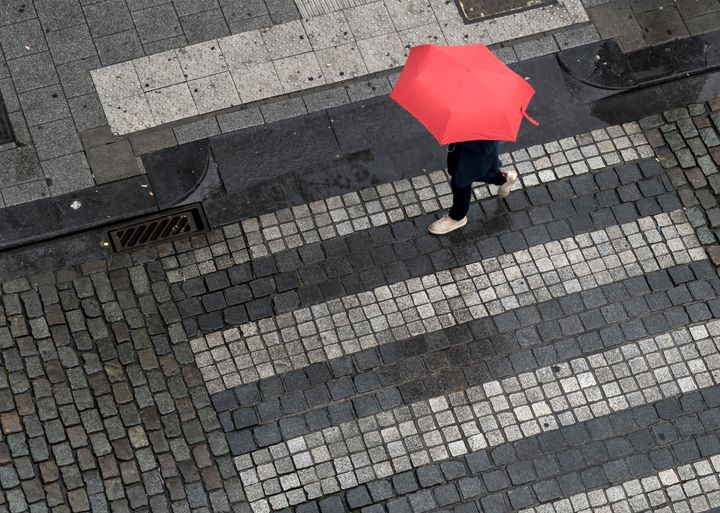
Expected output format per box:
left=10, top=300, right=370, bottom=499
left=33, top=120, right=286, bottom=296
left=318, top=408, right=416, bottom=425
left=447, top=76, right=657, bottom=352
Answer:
left=390, top=44, right=539, bottom=144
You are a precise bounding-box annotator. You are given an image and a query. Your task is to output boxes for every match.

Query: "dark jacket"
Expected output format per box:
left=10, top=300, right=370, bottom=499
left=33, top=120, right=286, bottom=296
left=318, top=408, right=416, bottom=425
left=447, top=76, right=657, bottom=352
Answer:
left=449, top=140, right=502, bottom=188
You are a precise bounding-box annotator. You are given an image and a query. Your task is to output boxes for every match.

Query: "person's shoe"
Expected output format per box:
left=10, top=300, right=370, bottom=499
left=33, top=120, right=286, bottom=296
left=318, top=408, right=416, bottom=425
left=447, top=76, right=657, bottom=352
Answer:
left=497, top=169, right=518, bottom=198
left=429, top=214, right=467, bottom=235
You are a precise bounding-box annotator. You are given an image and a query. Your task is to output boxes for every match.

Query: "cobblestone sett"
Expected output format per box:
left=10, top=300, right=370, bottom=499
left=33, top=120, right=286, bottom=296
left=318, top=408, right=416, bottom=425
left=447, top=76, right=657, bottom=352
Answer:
left=190, top=210, right=705, bottom=393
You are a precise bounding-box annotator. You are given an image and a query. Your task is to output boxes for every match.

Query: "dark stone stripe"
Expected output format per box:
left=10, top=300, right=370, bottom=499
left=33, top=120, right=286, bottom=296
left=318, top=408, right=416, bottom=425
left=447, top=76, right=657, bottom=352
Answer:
left=177, top=158, right=681, bottom=337
left=281, top=386, right=720, bottom=513
left=209, top=261, right=720, bottom=455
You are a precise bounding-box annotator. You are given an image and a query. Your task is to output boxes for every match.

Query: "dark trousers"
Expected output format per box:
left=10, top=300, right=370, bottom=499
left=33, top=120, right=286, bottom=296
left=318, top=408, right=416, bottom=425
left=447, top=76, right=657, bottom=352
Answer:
left=447, top=145, right=505, bottom=221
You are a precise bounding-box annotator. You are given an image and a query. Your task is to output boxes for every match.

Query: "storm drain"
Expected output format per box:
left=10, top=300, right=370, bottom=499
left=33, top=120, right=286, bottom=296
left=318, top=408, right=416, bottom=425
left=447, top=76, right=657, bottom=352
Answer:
left=457, top=0, right=555, bottom=21
left=107, top=206, right=207, bottom=252
left=0, top=94, right=14, bottom=144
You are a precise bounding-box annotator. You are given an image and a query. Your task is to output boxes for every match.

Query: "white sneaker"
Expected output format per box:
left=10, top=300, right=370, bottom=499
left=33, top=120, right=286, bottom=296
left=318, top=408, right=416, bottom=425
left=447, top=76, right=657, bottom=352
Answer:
left=497, top=169, right=518, bottom=198
left=428, top=214, right=467, bottom=235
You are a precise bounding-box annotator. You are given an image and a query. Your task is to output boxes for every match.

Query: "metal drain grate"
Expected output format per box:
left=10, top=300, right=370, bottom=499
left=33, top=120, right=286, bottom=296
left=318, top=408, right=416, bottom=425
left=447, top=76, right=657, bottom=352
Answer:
left=0, top=94, right=14, bottom=144
left=107, top=206, right=207, bottom=252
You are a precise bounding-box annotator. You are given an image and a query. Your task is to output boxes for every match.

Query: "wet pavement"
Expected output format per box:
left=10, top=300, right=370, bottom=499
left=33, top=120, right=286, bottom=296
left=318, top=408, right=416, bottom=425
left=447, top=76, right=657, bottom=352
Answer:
left=3, top=4, right=720, bottom=513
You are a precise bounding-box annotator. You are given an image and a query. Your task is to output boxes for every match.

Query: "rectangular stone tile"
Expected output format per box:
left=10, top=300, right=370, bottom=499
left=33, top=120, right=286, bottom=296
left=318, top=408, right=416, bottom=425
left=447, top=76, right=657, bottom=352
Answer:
left=7, top=51, right=59, bottom=93
left=525, top=3, right=574, bottom=34
left=439, top=16, right=489, bottom=45
left=274, top=52, right=326, bottom=93
left=181, top=8, right=231, bottom=44
left=302, top=12, right=354, bottom=51
left=514, top=34, right=559, bottom=61
left=92, top=61, right=144, bottom=100
left=94, top=29, right=144, bottom=66
left=132, top=3, right=184, bottom=43
left=189, top=72, right=241, bottom=114
left=302, top=86, right=350, bottom=113
left=266, top=0, right=301, bottom=24
left=173, top=117, right=221, bottom=144
left=40, top=152, right=94, bottom=195
left=635, top=6, right=689, bottom=46
left=103, top=94, right=156, bottom=135
left=357, top=33, right=406, bottom=73
left=134, top=50, right=185, bottom=92
left=230, top=62, right=284, bottom=103
left=554, top=24, right=601, bottom=50
left=344, top=2, right=396, bottom=39
left=0, top=146, right=43, bottom=187
left=30, top=117, right=83, bottom=160
left=684, top=11, right=720, bottom=35
left=215, top=106, right=263, bottom=133
left=83, top=0, right=134, bottom=37
left=141, top=34, right=188, bottom=54
left=260, top=97, right=307, bottom=123
left=146, top=83, right=199, bottom=125
left=175, top=0, right=221, bottom=16
left=0, top=19, right=48, bottom=59
left=563, top=0, right=590, bottom=22
left=45, top=24, right=97, bottom=65
left=68, top=93, right=108, bottom=132
left=57, top=55, right=102, bottom=98
left=1, top=179, right=50, bottom=206
left=397, top=21, right=447, bottom=49
left=484, top=12, right=534, bottom=44
left=0, top=0, right=38, bottom=27
left=220, top=0, right=269, bottom=21
left=260, top=20, right=312, bottom=60
left=35, top=0, right=85, bottom=31
left=85, top=139, right=139, bottom=183
left=129, top=126, right=177, bottom=155
left=315, top=44, right=368, bottom=84
left=219, top=31, right=272, bottom=68
left=228, top=14, right=273, bottom=34
left=176, top=40, right=230, bottom=81
left=18, top=85, right=71, bottom=126
left=383, top=0, right=436, bottom=31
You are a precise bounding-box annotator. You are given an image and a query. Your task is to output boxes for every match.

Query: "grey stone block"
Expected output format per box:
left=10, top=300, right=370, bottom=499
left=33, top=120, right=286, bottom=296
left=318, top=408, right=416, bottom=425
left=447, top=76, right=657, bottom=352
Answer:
left=142, top=35, right=189, bottom=54
left=84, top=0, right=135, bottom=37
left=35, top=0, right=84, bottom=31
left=30, top=117, right=82, bottom=160
left=260, top=97, right=307, bottom=123
left=180, top=8, right=230, bottom=44
left=41, top=152, right=94, bottom=195
left=303, top=86, right=350, bottom=112
left=19, top=84, right=71, bottom=126
left=217, top=106, right=264, bottom=132
left=344, top=77, right=391, bottom=102
left=228, top=14, right=272, bottom=33
left=129, top=127, right=177, bottom=154
left=173, top=117, right=221, bottom=144
left=57, top=55, right=102, bottom=98
left=220, top=0, right=268, bottom=20
left=266, top=0, right=300, bottom=24
left=132, top=4, right=183, bottom=43
left=95, top=29, right=145, bottom=66
left=175, top=0, right=220, bottom=16
left=7, top=51, right=59, bottom=93
left=554, top=23, right=601, bottom=49
left=1, top=179, right=50, bottom=206
left=0, top=0, right=38, bottom=26
left=68, top=93, right=108, bottom=132
left=0, top=146, right=43, bottom=186
left=513, top=35, right=559, bottom=61
left=85, top=139, right=139, bottom=183
left=0, top=19, right=48, bottom=60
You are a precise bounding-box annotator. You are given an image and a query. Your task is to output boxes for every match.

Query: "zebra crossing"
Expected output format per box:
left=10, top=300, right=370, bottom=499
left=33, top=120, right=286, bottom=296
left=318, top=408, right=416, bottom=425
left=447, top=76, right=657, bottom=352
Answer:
left=172, top=106, right=720, bottom=512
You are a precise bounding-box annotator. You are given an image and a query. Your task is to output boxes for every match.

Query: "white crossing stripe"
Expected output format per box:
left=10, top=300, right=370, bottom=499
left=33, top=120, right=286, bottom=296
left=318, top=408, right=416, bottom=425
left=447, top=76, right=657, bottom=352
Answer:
left=163, top=123, right=653, bottom=282
left=234, top=320, right=720, bottom=512
left=190, top=210, right=705, bottom=394
left=523, top=455, right=720, bottom=513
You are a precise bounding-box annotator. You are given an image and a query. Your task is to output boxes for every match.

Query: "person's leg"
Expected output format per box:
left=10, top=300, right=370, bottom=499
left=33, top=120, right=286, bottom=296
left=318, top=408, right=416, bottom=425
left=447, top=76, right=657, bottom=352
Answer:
left=481, top=166, right=518, bottom=197
left=448, top=172, right=472, bottom=220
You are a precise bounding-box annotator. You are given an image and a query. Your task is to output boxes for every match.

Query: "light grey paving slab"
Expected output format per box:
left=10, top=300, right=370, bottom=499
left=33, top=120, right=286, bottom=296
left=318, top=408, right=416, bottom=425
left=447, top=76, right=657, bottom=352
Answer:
left=344, top=2, right=396, bottom=39
left=176, top=40, right=229, bottom=81
left=438, top=16, right=489, bottom=45
left=315, top=43, right=368, bottom=83
left=91, top=61, right=144, bottom=101
left=357, top=32, right=406, bottom=73
left=189, top=71, right=241, bottom=114
left=484, top=11, right=534, bottom=44
left=216, top=106, right=264, bottom=132
left=260, top=20, right=312, bottom=60
left=103, top=94, right=156, bottom=135
left=563, top=0, right=589, bottom=22
left=173, top=116, right=221, bottom=144
left=513, top=33, right=560, bottom=60
left=302, top=85, right=350, bottom=112
left=1, top=179, right=49, bottom=206
left=383, top=0, right=436, bottom=31
left=302, top=12, right=354, bottom=51
left=230, top=62, right=284, bottom=103
left=146, top=83, right=199, bottom=125
left=344, top=76, right=391, bottom=102
left=525, top=3, right=574, bottom=33
left=134, top=50, right=186, bottom=92
left=260, top=96, right=308, bottom=123
left=493, top=45, right=518, bottom=64
left=273, top=52, right=326, bottom=92
left=40, top=152, right=94, bottom=195
left=219, top=30, right=271, bottom=67
left=397, top=21, right=447, bottom=50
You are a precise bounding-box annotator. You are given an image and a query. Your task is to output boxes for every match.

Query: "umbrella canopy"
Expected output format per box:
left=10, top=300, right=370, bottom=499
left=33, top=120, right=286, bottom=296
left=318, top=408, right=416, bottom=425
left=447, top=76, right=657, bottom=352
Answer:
left=390, top=44, right=538, bottom=144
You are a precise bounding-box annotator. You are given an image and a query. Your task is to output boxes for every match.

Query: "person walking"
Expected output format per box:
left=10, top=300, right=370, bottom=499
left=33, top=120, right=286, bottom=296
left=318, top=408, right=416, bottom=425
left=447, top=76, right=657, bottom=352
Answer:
left=428, top=140, right=518, bottom=235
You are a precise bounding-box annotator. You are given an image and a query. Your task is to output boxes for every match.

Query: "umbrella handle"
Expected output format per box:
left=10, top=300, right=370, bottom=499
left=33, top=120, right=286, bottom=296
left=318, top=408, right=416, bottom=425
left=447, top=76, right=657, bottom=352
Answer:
left=522, top=109, right=539, bottom=126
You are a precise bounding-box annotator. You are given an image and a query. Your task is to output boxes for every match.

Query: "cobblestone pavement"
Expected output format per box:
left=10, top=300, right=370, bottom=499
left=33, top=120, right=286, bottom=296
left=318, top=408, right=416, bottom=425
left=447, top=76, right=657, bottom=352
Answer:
left=2, top=97, right=720, bottom=513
